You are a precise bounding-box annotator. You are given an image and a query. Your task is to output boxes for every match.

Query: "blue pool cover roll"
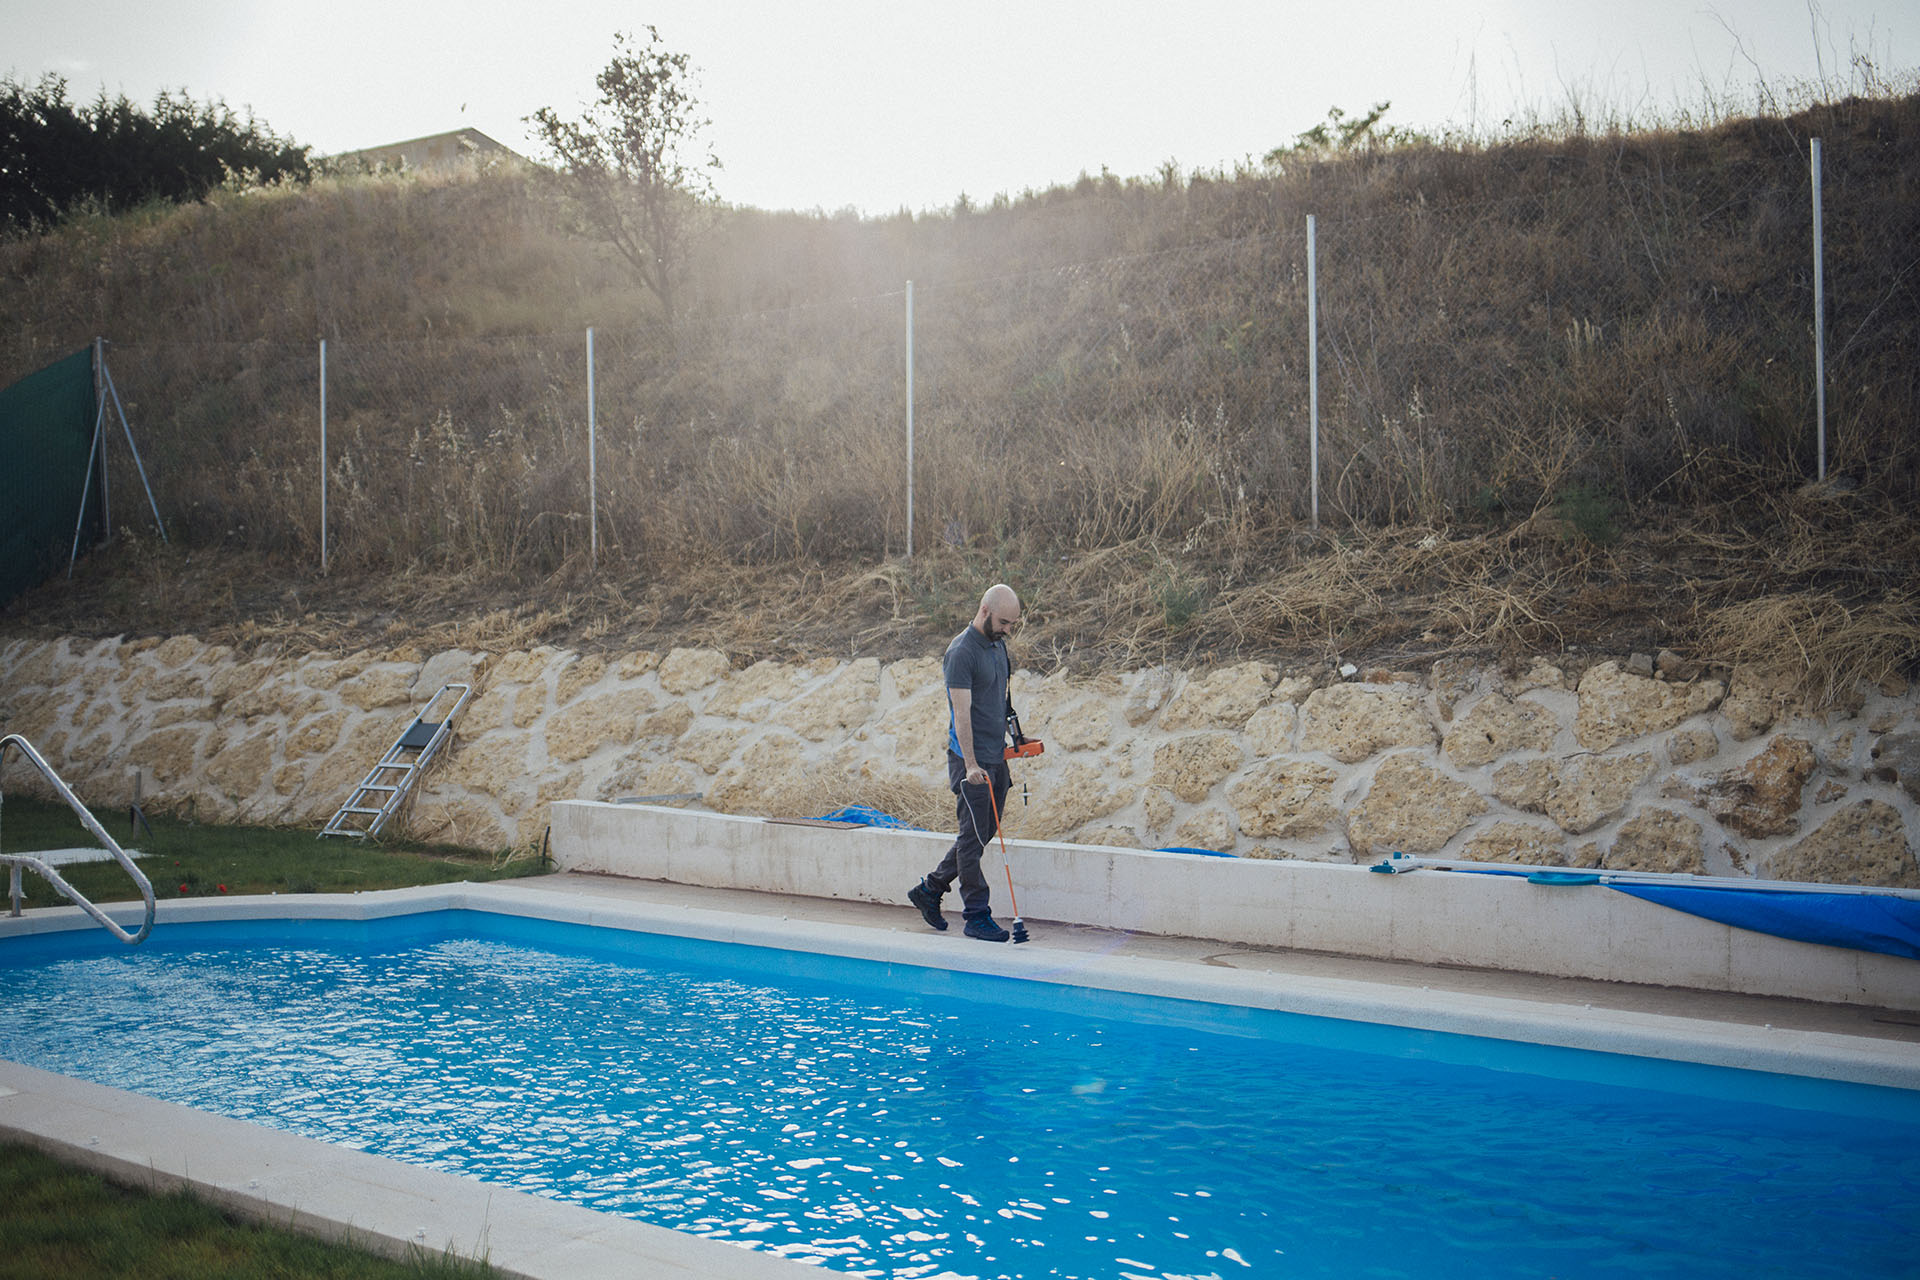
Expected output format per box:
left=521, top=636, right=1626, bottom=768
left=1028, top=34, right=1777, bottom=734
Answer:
left=814, top=805, right=924, bottom=830
left=1608, top=884, right=1920, bottom=961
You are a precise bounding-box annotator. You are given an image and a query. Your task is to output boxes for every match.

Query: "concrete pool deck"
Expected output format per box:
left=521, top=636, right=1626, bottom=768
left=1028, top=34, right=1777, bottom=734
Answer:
left=1, top=872, right=1916, bottom=1279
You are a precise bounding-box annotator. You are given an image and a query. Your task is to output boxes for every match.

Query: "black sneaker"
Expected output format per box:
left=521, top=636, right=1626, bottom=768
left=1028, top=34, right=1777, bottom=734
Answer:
left=907, top=881, right=948, bottom=931
left=964, top=914, right=1010, bottom=942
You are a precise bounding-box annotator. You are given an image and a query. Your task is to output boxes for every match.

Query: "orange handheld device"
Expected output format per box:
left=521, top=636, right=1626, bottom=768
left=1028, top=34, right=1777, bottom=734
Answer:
left=1004, top=708, right=1043, bottom=760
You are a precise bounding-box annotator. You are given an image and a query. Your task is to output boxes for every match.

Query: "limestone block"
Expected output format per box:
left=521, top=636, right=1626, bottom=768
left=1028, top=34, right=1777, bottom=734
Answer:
left=1868, top=730, right=1920, bottom=805
left=1769, top=801, right=1916, bottom=887
left=462, top=688, right=509, bottom=734
left=639, top=703, right=696, bottom=742
left=706, top=660, right=809, bottom=721
left=149, top=702, right=213, bottom=731
left=1443, top=693, right=1559, bottom=767
left=1431, top=655, right=1479, bottom=721
left=1574, top=662, right=1726, bottom=751
left=616, top=650, right=662, bottom=680
left=303, top=713, right=413, bottom=807
left=67, top=730, right=116, bottom=771
left=1160, top=662, right=1277, bottom=730
left=492, top=647, right=561, bottom=685
left=285, top=711, right=348, bottom=761
left=7, top=643, right=55, bottom=686
left=145, top=670, right=207, bottom=702
left=1346, top=754, right=1487, bottom=857
left=658, top=647, right=730, bottom=695
left=1149, top=734, right=1244, bottom=803
left=545, top=689, right=658, bottom=764
left=1274, top=674, right=1316, bottom=704
left=1515, top=657, right=1568, bottom=692
left=1680, top=735, right=1814, bottom=838
left=1667, top=727, right=1719, bottom=766
left=882, top=692, right=950, bottom=765
left=1299, top=684, right=1435, bottom=763
left=443, top=732, right=533, bottom=798
left=124, top=725, right=209, bottom=788
left=1244, top=704, right=1298, bottom=758
left=339, top=664, right=417, bottom=711
left=886, top=657, right=943, bottom=699
left=203, top=726, right=279, bottom=800
left=1075, top=825, right=1142, bottom=849
left=1125, top=668, right=1177, bottom=726
left=299, top=654, right=371, bottom=691
left=153, top=635, right=202, bottom=668
left=1172, top=809, right=1236, bottom=853
left=784, top=658, right=881, bottom=742
left=1018, top=761, right=1129, bottom=840
left=1603, top=808, right=1706, bottom=874
left=511, top=689, right=545, bottom=729
left=554, top=654, right=610, bottom=706
left=1142, top=788, right=1175, bottom=835
left=1815, top=781, right=1849, bottom=804
left=3, top=691, right=69, bottom=741
left=1720, top=662, right=1801, bottom=742
left=1464, top=821, right=1566, bottom=865
left=224, top=681, right=325, bottom=723
left=1046, top=698, right=1114, bottom=752
left=208, top=659, right=276, bottom=704
left=1492, top=753, right=1653, bottom=834
left=271, top=762, right=308, bottom=798
left=1228, top=760, right=1341, bottom=839
left=678, top=727, right=748, bottom=774
left=414, top=649, right=481, bottom=700
left=706, top=733, right=813, bottom=816
left=598, top=759, right=701, bottom=804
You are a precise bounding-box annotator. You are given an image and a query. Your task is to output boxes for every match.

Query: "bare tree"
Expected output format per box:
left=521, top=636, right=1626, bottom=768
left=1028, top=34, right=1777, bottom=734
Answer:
left=528, top=27, right=720, bottom=327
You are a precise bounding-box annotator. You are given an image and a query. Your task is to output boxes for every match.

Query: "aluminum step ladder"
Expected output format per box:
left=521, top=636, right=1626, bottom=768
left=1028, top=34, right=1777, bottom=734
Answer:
left=1, top=734, right=155, bottom=944
left=319, top=683, right=471, bottom=840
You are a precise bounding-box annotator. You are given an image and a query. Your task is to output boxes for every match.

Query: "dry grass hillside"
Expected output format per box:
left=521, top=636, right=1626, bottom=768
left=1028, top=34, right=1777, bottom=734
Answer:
left=2, top=89, right=1917, bottom=703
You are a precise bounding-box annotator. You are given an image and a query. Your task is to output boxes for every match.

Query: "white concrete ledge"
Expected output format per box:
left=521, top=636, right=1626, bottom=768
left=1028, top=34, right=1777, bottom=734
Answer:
left=550, top=800, right=1920, bottom=1010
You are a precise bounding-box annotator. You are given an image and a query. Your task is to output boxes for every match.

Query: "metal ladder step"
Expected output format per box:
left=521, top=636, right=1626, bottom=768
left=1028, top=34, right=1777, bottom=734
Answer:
left=319, top=683, right=471, bottom=841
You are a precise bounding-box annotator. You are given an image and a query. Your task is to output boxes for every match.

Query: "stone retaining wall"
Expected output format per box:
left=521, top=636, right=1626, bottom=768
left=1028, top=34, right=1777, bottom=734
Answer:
left=1, top=635, right=1916, bottom=888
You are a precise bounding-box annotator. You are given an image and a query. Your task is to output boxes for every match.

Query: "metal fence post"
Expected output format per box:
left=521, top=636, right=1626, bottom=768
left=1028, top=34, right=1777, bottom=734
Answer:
left=905, top=280, right=915, bottom=561
left=92, top=337, right=110, bottom=538
left=319, top=339, right=328, bottom=574
left=587, top=326, right=598, bottom=571
left=1307, top=215, right=1320, bottom=530
left=1811, top=137, right=1827, bottom=482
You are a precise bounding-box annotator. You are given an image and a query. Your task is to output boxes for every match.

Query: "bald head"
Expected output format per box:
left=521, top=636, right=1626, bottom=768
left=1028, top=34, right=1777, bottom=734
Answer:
left=975, top=583, right=1022, bottom=642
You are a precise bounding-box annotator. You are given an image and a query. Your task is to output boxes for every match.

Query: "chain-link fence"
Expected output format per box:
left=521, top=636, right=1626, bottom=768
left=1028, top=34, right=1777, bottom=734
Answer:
left=82, top=131, right=1911, bottom=581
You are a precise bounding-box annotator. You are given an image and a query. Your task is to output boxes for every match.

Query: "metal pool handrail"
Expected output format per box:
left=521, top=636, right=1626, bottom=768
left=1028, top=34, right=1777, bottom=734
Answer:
left=1, top=734, right=155, bottom=945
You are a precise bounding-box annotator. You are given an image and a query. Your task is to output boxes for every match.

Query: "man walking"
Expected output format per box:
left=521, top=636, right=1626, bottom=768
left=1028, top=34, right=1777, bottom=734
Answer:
left=908, top=583, right=1021, bottom=941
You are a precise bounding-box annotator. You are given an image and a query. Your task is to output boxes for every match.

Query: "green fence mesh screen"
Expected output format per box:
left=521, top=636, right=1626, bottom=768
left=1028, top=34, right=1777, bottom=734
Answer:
left=0, top=348, right=103, bottom=607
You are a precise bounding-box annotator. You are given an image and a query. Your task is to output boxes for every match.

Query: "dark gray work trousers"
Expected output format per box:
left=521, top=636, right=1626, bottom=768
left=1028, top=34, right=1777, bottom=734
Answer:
left=924, top=753, right=1010, bottom=918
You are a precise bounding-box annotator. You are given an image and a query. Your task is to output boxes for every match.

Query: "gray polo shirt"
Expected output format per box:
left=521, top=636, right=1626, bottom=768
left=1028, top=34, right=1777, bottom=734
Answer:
left=943, top=624, right=1009, bottom=765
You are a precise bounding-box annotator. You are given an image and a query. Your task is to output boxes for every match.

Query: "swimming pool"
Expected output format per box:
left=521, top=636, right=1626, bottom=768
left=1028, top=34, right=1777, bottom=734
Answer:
left=2, top=900, right=1916, bottom=1279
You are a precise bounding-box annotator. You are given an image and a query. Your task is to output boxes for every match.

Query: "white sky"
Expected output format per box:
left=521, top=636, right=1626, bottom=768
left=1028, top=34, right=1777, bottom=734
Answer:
left=2, top=1, right=1912, bottom=215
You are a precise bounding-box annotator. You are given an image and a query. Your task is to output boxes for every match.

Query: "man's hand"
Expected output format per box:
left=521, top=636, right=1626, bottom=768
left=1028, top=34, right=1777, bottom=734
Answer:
left=964, top=762, right=987, bottom=786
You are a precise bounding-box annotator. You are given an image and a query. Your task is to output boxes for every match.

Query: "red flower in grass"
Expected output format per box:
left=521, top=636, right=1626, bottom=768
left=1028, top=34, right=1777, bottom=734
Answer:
left=217, top=884, right=228, bottom=894
left=177, top=883, right=189, bottom=895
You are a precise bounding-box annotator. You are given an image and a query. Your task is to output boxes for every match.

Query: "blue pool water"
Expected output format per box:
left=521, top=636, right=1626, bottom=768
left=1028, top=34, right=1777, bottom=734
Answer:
left=1, top=910, right=1916, bottom=1279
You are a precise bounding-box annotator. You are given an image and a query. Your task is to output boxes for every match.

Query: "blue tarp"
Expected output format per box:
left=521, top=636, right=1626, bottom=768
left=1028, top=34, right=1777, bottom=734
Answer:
left=1155, top=846, right=1237, bottom=858
left=1609, top=884, right=1920, bottom=961
left=1438, top=864, right=1920, bottom=961
left=814, top=805, right=924, bottom=831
